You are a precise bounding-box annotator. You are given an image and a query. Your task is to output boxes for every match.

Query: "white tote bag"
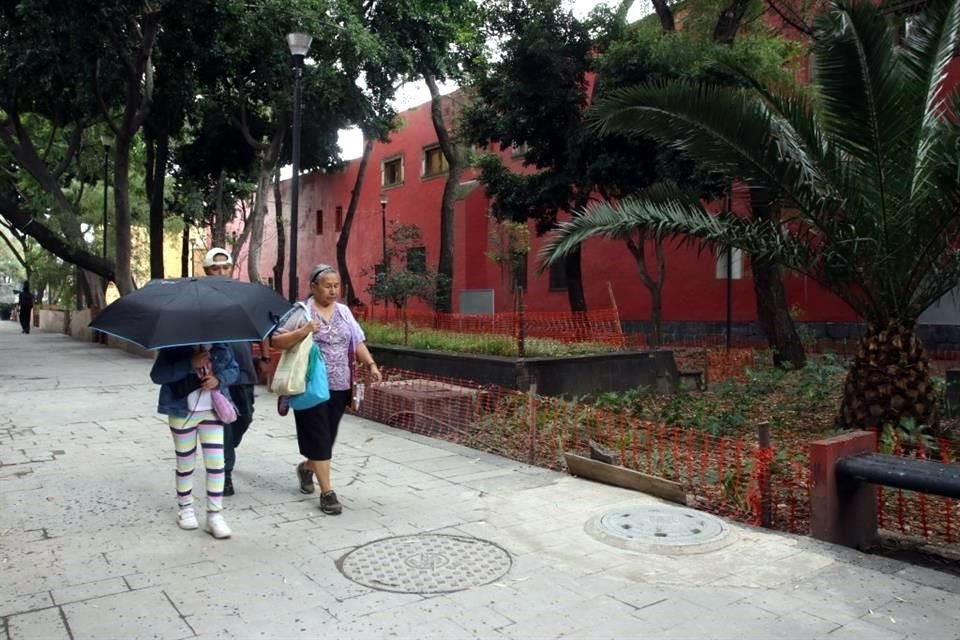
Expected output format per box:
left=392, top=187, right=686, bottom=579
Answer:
left=269, top=303, right=313, bottom=396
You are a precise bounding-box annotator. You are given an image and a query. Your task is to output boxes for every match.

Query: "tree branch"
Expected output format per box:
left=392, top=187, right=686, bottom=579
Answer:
left=0, top=226, right=27, bottom=269
left=0, top=193, right=115, bottom=281
left=51, top=125, right=84, bottom=179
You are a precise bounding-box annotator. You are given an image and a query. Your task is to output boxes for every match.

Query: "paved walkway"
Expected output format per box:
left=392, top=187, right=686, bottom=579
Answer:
left=1, top=321, right=959, bottom=640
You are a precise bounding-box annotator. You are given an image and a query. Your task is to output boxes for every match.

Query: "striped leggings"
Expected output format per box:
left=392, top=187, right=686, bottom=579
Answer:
left=168, top=411, right=225, bottom=512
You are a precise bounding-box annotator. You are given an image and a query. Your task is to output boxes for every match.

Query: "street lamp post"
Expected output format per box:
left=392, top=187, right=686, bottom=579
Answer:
left=286, top=31, right=313, bottom=303
left=100, top=134, right=113, bottom=259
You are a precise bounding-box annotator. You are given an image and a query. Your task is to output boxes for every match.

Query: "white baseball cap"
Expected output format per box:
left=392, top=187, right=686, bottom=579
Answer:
left=202, top=248, right=233, bottom=268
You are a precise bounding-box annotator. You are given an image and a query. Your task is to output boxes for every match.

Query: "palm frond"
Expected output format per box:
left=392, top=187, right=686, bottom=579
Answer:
left=588, top=82, right=829, bottom=215
left=812, top=1, right=914, bottom=242
left=900, top=0, right=960, bottom=198
left=540, top=186, right=797, bottom=270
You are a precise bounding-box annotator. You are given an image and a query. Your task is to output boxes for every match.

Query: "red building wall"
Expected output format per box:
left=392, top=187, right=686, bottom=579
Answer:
left=235, top=94, right=857, bottom=326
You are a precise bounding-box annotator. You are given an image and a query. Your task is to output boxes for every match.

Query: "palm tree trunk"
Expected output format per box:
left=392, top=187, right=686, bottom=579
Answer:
left=838, top=323, right=937, bottom=430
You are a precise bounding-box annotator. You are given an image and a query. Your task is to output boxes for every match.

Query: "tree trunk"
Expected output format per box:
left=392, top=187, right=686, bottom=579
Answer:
left=272, top=168, right=286, bottom=296
left=564, top=245, right=587, bottom=312
left=338, top=137, right=374, bottom=306
left=81, top=270, right=105, bottom=309
left=181, top=224, right=190, bottom=277
left=751, top=199, right=805, bottom=369
left=752, top=255, right=806, bottom=369
left=713, top=0, right=752, bottom=44
left=146, top=132, right=168, bottom=280
left=838, top=323, right=937, bottom=431
left=626, top=234, right=665, bottom=347
left=247, top=125, right=284, bottom=286
left=247, top=166, right=270, bottom=285
left=211, top=170, right=228, bottom=248
left=112, top=134, right=135, bottom=294
left=651, top=0, right=676, bottom=31
left=424, top=73, right=464, bottom=312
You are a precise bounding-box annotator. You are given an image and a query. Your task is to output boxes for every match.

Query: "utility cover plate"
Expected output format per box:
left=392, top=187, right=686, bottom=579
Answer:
left=586, top=504, right=734, bottom=555
left=337, top=534, right=512, bottom=594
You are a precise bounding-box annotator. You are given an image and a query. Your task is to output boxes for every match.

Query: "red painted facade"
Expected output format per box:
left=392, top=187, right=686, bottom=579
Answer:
left=233, top=94, right=860, bottom=325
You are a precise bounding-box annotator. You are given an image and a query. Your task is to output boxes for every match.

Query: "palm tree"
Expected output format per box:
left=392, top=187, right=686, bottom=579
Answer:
left=543, top=0, right=960, bottom=430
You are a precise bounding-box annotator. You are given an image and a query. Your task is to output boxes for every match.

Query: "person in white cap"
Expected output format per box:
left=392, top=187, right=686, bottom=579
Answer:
left=202, top=248, right=269, bottom=497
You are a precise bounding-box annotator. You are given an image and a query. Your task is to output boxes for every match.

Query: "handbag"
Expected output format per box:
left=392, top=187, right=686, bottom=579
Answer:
left=270, top=303, right=313, bottom=396
left=210, top=389, right=238, bottom=424
left=288, top=343, right=330, bottom=410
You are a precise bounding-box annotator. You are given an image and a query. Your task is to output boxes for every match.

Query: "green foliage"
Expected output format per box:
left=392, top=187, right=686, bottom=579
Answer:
left=365, top=223, right=450, bottom=311
left=583, top=354, right=850, bottom=437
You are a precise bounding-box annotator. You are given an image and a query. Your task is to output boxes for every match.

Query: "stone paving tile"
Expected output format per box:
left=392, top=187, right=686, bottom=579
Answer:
left=62, top=588, right=192, bottom=640
left=51, top=577, right=129, bottom=605
left=813, top=618, right=910, bottom=640
left=0, top=590, right=54, bottom=618
left=6, top=607, right=69, bottom=640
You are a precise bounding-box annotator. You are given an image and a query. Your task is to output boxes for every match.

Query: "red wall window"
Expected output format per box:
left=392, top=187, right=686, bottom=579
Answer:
left=315, top=209, right=323, bottom=235
left=335, top=206, right=343, bottom=232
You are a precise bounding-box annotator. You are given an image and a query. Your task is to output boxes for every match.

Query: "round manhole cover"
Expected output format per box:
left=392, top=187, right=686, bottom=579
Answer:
left=337, top=534, right=512, bottom=594
left=586, top=505, right=734, bottom=554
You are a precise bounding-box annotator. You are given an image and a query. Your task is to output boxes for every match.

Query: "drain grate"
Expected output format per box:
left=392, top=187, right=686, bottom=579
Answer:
left=337, top=534, right=512, bottom=594
left=586, top=505, right=733, bottom=554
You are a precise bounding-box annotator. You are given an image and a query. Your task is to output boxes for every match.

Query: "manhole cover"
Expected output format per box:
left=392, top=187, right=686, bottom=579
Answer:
left=586, top=505, right=734, bottom=554
left=337, top=534, right=512, bottom=594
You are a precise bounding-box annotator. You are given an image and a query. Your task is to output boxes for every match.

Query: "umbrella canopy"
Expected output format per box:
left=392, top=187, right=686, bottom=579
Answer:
left=90, top=277, right=294, bottom=350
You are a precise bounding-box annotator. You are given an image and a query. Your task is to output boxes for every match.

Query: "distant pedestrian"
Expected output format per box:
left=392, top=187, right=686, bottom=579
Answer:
left=201, top=248, right=269, bottom=497
left=150, top=343, right=239, bottom=539
left=271, top=264, right=381, bottom=515
left=14, top=281, right=33, bottom=334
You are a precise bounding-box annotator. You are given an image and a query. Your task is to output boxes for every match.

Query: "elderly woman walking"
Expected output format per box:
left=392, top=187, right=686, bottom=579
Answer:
left=271, top=264, right=381, bottom=514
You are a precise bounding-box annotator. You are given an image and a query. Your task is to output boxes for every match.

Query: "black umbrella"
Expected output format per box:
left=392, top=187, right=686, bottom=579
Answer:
left=89, top=277, right=294, bottom=349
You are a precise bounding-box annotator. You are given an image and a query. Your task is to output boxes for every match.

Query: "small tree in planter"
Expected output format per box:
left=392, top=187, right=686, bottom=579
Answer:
left=486, top=218, right=531, bottom=356
left=365, top=223, right=449, bottom=344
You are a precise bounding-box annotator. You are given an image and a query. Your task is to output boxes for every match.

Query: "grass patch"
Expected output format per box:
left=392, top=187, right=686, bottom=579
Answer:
left=363, top=321, right=618, bottom=357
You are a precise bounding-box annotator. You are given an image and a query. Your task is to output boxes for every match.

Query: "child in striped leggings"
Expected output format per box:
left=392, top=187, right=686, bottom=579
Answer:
left=151, top=343, right=239, bottom=539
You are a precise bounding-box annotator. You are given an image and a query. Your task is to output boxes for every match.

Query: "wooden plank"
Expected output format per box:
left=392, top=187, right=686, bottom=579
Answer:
left=564, top=453, right=686, bottom=505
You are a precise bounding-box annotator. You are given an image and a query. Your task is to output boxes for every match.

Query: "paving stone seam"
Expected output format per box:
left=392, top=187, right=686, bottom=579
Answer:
left=57, top=606, right=75, bottom=640
left=161, top=589, right=196, bottom=638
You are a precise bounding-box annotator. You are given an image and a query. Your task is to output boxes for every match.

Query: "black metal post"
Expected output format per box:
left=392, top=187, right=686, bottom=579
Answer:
left=102, top=144, right=109, bottom=259
left=288, top=60, right=304, bottom=303
left=381, top=200, right=387, bottom=268
left=726, top=246, right=733, bottom=352
left=380, top=198, right=388, bottom=317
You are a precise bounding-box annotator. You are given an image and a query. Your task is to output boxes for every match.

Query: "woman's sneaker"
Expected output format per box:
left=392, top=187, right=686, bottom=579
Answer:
left=320, top=490, right=342, bottom=515
left=177, top=506, right=199, bottom=530
left=297, top=462, right=315, bottom=494
left=206, top=512, right=232, bottom=539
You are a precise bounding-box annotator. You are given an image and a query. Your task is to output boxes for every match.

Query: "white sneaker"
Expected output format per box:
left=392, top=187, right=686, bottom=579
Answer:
left=206, top=512, right=232, bottom=539
left=177, top=506, right=199, bottom=530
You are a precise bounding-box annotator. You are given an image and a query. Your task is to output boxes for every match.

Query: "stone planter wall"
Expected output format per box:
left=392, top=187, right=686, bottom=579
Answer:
left=367, top=344, right=679, bottom=397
